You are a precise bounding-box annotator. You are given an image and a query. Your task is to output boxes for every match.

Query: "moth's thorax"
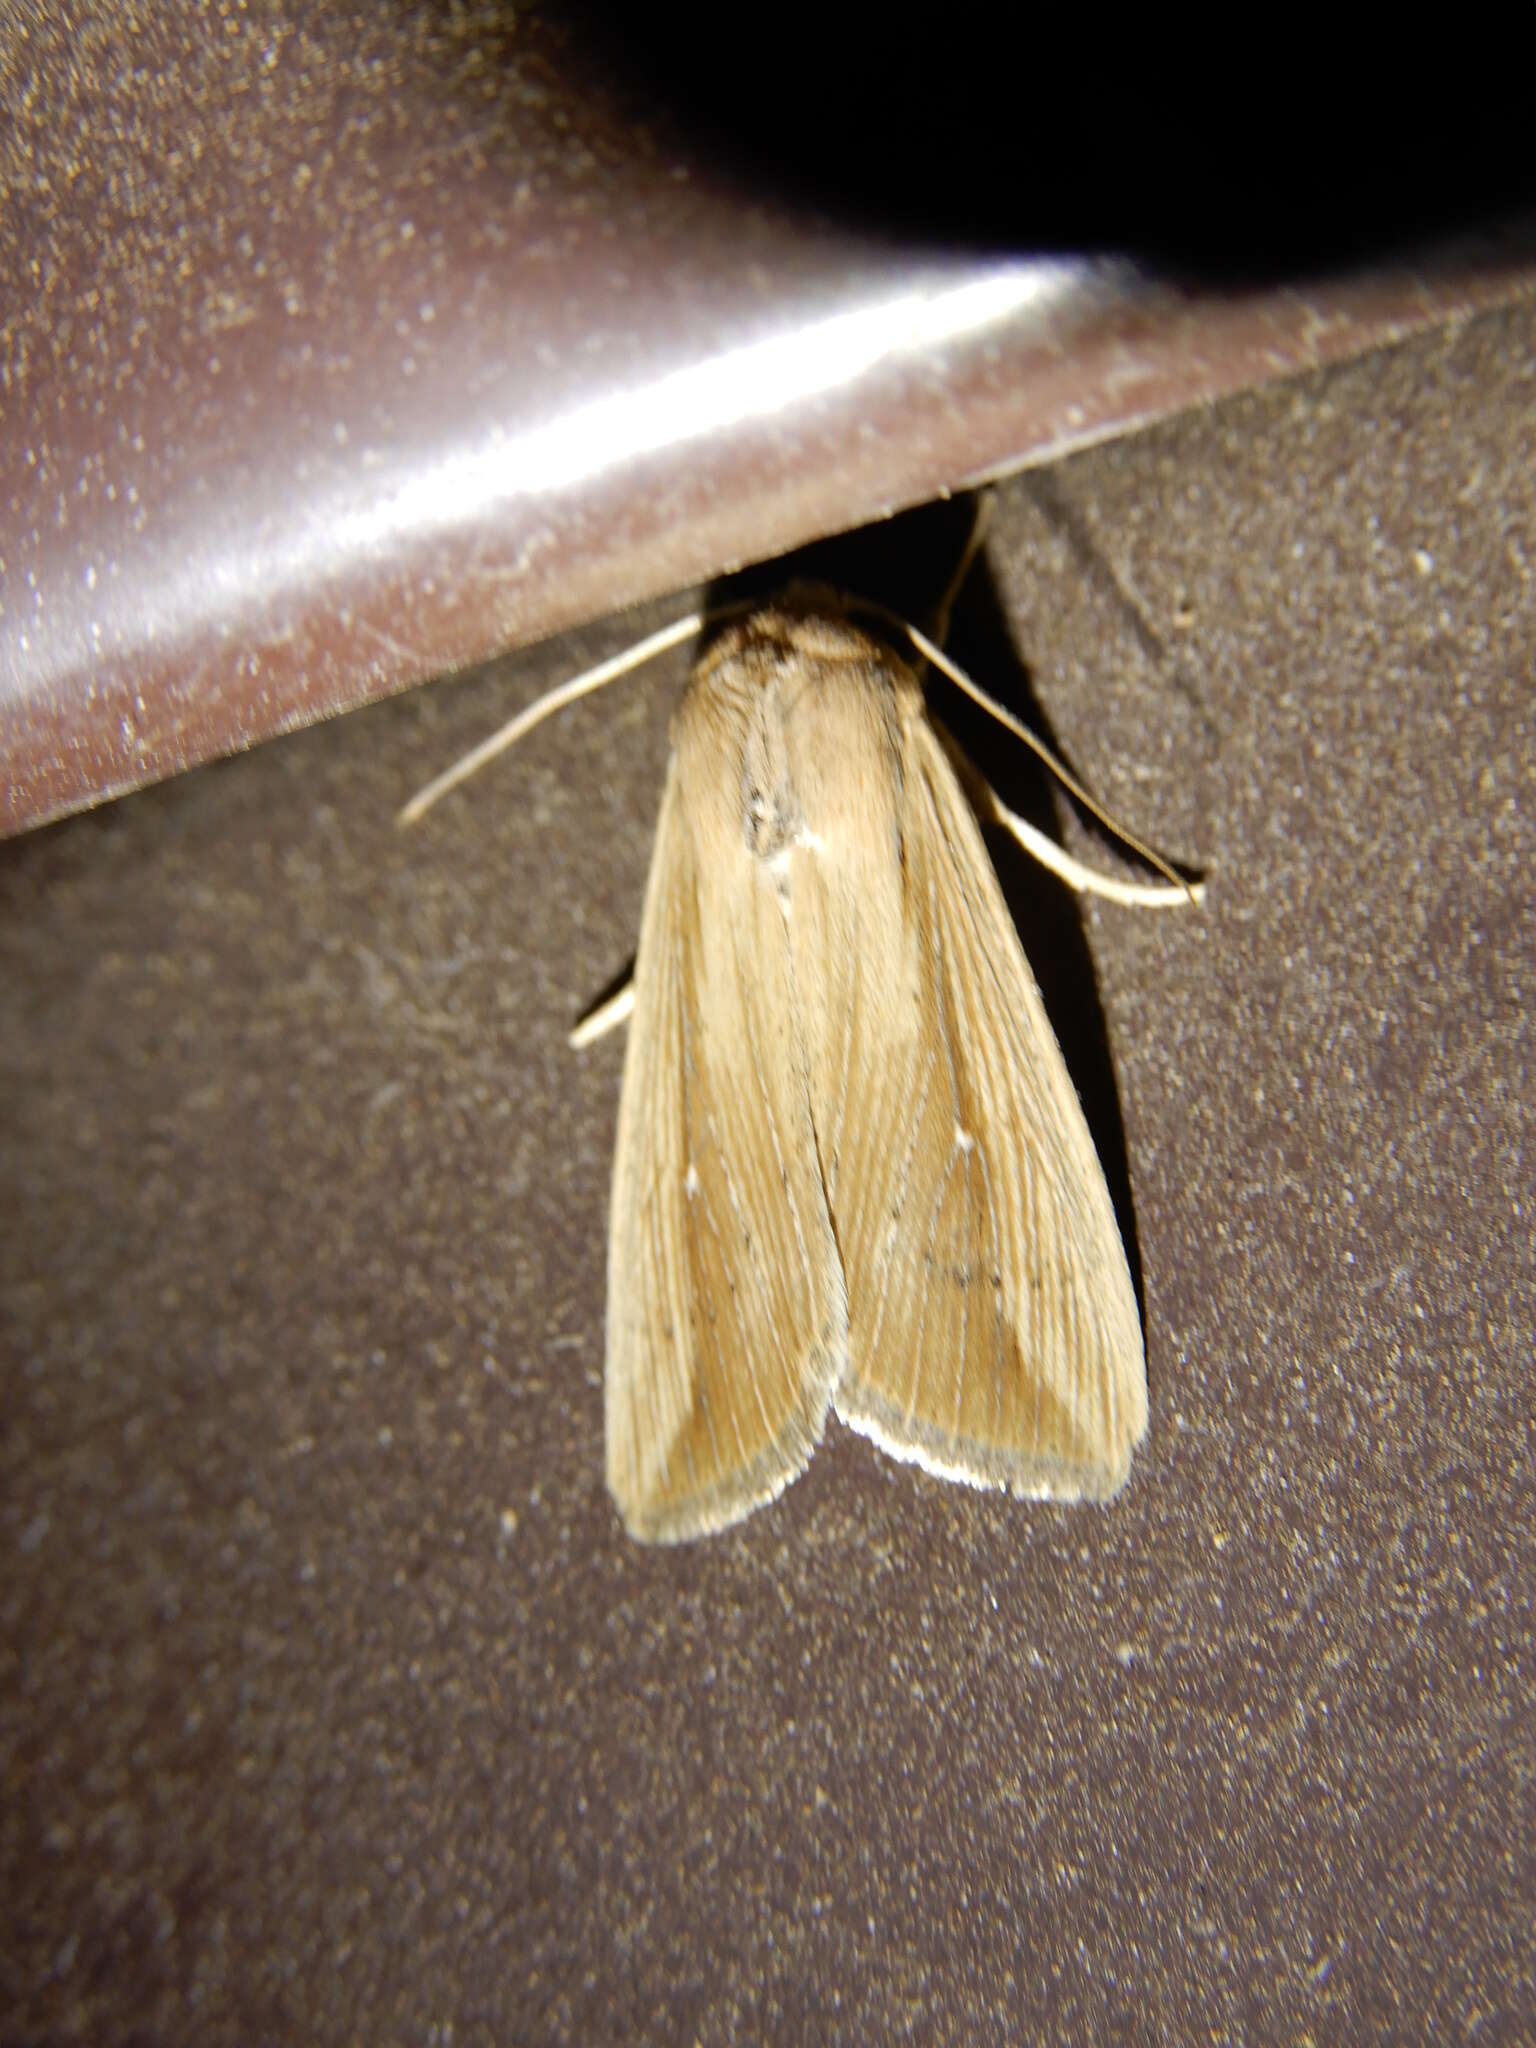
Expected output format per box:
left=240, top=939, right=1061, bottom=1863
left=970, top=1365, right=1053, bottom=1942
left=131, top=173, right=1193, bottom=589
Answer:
left=675, top=606, right=918, bottom=874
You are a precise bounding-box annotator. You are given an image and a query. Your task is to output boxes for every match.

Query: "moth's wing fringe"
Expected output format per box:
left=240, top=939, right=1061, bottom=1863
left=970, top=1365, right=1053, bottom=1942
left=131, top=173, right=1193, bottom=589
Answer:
left=834, top=1388, right=1130, bottom=1503
left=622, top=1381, right=836, bottom=1545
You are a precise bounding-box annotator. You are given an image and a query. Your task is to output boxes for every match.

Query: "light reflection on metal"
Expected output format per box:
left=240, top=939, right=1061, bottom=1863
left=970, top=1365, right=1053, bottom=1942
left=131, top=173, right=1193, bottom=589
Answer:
left=331, top=265, right=1094, bottom=554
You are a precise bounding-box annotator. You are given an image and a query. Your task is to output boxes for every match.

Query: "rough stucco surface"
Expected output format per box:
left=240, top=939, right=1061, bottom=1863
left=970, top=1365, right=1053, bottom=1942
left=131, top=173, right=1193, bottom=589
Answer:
left=2, top=300, right=1532, bottom=2041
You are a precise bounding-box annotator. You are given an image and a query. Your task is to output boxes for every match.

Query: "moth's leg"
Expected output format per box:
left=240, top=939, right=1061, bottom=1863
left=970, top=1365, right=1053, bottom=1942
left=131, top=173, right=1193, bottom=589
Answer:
left=933, top=717, right=1202, bottom=910
left=569, top=977, right=635, bottom=1048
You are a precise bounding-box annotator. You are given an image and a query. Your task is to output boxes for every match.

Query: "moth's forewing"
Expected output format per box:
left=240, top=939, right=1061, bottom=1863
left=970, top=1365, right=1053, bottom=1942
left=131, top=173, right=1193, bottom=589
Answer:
left=736, top=610, right=1146, bottom=1497
left=603, top=648, right=847, bottom=1544
left=818, top=692, right=1147, bottom=1496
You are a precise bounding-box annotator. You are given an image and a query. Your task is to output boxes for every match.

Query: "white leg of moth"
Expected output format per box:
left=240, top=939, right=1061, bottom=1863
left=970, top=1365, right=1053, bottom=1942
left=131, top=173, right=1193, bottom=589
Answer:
left=569, top=979, right=635, bottom=1048
left=979, top=782, right=1203, bottom=908
left=871, top=609, right=1203, bottom=904
left=934, top=717, right=1204, bottom=909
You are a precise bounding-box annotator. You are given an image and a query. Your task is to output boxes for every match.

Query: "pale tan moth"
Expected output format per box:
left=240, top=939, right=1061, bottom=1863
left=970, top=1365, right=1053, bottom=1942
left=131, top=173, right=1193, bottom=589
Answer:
left=402, top=584, right=1200, bottom=1542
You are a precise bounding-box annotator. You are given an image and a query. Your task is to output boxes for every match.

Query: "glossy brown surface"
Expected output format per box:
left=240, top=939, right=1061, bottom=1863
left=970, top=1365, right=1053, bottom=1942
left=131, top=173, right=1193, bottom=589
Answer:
left=3, top=5, right=1534, bottom=835
left=3, top=296, right=1533, bottom=2040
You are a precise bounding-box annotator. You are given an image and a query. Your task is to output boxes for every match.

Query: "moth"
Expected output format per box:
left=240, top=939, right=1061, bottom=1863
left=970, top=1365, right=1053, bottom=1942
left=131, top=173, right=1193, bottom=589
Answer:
left=404, top=586, right=1198, bottom=1542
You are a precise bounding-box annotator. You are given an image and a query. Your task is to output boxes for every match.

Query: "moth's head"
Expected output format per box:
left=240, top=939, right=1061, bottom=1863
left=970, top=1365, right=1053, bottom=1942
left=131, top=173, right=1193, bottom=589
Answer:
left=695, top=584, right=914, bottom=692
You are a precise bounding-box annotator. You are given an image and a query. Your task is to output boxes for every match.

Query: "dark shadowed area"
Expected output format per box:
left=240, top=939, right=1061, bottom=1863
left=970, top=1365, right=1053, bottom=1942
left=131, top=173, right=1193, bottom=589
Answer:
left=3, top=302, right=1533, bottom=2040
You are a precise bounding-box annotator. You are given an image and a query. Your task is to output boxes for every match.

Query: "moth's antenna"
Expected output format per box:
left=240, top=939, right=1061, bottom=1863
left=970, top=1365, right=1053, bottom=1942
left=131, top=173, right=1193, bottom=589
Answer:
left=879, top=608, right=1199, bottom=905
left=398, top=612, right=705, bottom=827
left=927, top=494, right=994, bottom=650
